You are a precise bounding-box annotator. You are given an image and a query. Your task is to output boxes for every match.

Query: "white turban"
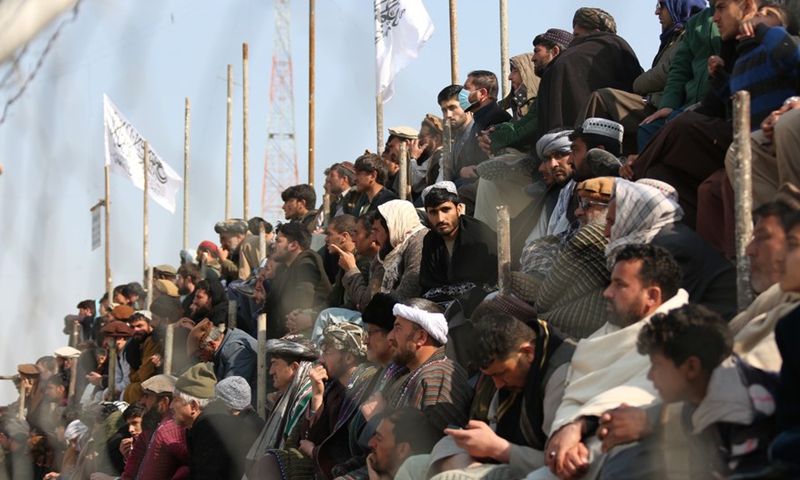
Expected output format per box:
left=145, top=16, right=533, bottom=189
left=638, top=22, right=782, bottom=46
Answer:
left=65, top=420, right=87, bottom=441
left=392, top=304, right=448, bottom=345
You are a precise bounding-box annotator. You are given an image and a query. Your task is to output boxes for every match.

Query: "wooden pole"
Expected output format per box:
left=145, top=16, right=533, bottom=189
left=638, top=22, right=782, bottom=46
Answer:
left=449, top=0, right=459, bottom=84
left=376, top=99, right=384, bottom=155
left=228, top=300, right=237, bottom=330
left=243, top=44, right=250, bottom=219
left=398, top=142, right=408, bottom=200
left=68, top=352, right=78, bottom=403
left=499, top=0, right=509, bottom=99
left=442, top=119, right=453, bottom=182
left=17, top=381, right=25, bottom=420
left=105, top=165, right=112, bottom=303
left=108, top=342, right=117, bottom=401
left=259, top=223, right=267, bottom=261
left=733, top=91, right=754, bottom=311
left=164, top=324, right=174, bottom=375
left=71, top=320, right=80, bottom=348
left=143, top=142, right=152, bottom=311
left=257, top=313, right=267, bottom=420
left=308, top=0, right=316, bottom=185
left=183, top=97, right=190, bottom=250
left=226, top=64, right=233, bottom=220
left=497, top=205, right=511, bottom=294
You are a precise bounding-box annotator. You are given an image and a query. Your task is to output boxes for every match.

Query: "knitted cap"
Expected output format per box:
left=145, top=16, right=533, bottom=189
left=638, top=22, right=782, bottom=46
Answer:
left=215, top=376, right=251, bottom=411
left=175, top=363, right=217, bottom=399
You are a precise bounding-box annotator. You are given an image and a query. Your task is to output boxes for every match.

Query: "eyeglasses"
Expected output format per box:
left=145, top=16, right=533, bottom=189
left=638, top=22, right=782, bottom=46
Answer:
left=578, top=199, right=609, bottom=210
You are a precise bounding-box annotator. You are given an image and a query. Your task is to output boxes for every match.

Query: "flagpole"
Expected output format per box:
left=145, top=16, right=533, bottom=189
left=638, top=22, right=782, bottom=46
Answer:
left=499, top=0, right=509, bottom=98
left=183, top=97, right=190, bottom=250
left=243, top=44, right=250, bottom=218
left=226, top=64, right=233, bottom=220
left=376, top=98, right=384, bottom=155
left=449, top=0, right=459, bottom=84
left=143, top=142, right=152, bottom=311
left=105, top=164, right=112, bottom=303
left=308, top=0, right=316, bottom=186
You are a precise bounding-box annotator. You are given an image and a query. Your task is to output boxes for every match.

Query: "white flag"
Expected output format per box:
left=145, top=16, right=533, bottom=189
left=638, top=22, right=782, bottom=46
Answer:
left=374, top=0, right=434, bottom=104
left=103, top=94, right=182, bottom=213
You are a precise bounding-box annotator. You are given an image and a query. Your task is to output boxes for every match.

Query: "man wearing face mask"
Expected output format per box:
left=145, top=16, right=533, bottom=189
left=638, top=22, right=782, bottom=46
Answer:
left=453, top=71, right=511, bottom=214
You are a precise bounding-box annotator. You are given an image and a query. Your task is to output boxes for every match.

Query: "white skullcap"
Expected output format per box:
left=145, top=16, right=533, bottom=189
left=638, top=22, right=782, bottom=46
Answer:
left=392, top=304, right=448, bottom=345
left=580, top=117, right=624, bottom=144
left=54, top=346, right=81, bottom=358
left=421, top=181, right=458, bottom=204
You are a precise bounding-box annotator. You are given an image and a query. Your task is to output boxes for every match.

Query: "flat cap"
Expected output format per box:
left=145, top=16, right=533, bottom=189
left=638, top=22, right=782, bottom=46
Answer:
left=142, top=374, right=177, bottom=395
left=154, top=279, right=180, bottom=298
left=17, top=363, right=41, bottom=377
left=187, top=319, right=214, bottom=356
left=175, top=363, right=217, bottom=399
left=388, top=126, right=419, bottom=140
left=155, top=264, right=177, bottom=275
left=101, top=320, right=133, bottom=338
left=112, top=305, right=135, bottom=321
left=54, top=346, right=81, bottom=359
left=214, top=219, right=249, bottom=235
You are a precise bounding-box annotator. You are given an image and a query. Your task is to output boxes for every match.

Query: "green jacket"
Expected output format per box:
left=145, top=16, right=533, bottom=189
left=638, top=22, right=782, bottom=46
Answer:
left=487, top=97, right=538, bottom=155
left=659, top=6, right=721, bottom=110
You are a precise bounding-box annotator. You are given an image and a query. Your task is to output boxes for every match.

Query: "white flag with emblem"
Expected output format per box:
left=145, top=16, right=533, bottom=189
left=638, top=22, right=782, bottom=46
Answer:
left=374, top=0, right=434, bottom=104
left=103, top=94, right=182, bottom=213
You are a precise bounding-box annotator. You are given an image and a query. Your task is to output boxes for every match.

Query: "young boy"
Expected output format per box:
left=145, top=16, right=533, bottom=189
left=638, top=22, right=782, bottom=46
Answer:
left=634, top=304, right=777, bottom=478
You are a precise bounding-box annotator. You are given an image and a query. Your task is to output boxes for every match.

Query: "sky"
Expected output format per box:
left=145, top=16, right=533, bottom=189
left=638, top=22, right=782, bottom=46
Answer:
left=0, top=0, right=663, bottom=403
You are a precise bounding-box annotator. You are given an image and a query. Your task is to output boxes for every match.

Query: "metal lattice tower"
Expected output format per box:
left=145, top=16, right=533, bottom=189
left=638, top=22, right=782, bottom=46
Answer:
left=261, top=0, right=298, bottom=222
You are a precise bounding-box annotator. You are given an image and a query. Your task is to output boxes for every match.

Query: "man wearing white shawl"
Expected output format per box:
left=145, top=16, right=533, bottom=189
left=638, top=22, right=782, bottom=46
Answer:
left=525, top=244, right=687, bottom=480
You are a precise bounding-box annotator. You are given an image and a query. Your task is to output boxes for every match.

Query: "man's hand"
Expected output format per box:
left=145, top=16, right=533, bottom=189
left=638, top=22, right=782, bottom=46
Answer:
left=708, top=55, right=725, bottom=79
left=478, top=127, right=495, bottom=155
left=444, top=420, right=511, bottom=462
left=597, top=404, right=652, bottom=452
left=299, top=439, right=316, bottom=458
left=460, top=165, right=478, bottom=179
left=761, top=99, right=800, bottom=140
left=43, top=473, right=61, bottom=480
left=545, top=421, right=584, bottom=477
left=308, top=364, right=328, bottom=397
left=286, top=309, right=314, bottom=334
left=219, top=246, right=229, bottom=262
left=619, top=155, right=638, bottom=180
left=330, top=244, right=357, bottom=271
left=640, top=107, right=673, bottom=126
left=149, top=353, right=162, bottom=368
left=120, top=437, right=134, bottom=460
left=86, top=371, right=103, bottom=387
left=409, top=138, right=427, bottom=160
left=555, top=443, right=590, bottom=480
left=367, top=453, right=392, bottom=480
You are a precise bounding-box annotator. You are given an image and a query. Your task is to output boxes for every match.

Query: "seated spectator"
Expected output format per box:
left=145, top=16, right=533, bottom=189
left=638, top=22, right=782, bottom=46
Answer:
left=191, top=276, right=230, bottom=326
left=366, top=409, right=441, bottom=480
left=346, top=200, right=428, bottom=302
left=600, top=304, right=777, bottom=479
left=606, top=178, right=738, bottom=319
left=176, top=262, right=201, bottom=318
left=410, top=114, right=443, bottom=196
left=325, top=162, right=364, bottom=218
left=267, top=222, right=332, bottom=339
left=188, top=319, right=258, bottom=404
left=536, top=8, right=643, bottom=139
left=525, top=244, right=686, bottom=480
left=1, top=418, right=36, bottom=479
left=435, top=85, right=474, bottom=183
left=234, top=217, right=273, bottom=281
left=383, top=126, right=419, bottom=198
left=122, top=311, right=163, bottom=404
left=214, top=218, right=251, bottom=282
left=400, top=313, right=575, bottom=480
left=195, top=239, right=234, bottom=282
left=214, top=376, right=264, bottom=478
left=325, top=214, right=369, bottom=311
left=258, top=324, right=375, bottom=480
left=282, top=184, right=321, bottom=233
left=579, top=0, right=706, bottom=154
left=246, top=337, right=320, bottom=471
left=353, top=153, right=399, bottom=217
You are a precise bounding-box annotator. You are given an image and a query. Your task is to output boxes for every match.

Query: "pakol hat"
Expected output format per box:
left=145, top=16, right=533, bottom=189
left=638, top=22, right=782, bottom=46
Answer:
left=577, top=177, right=615, bottom=203
left=142, top=374, right=177, bottom=396
left=154, top=279, right=180, bottom=298
left=54, top=346, right=81, bottom=359
left=101, top=321, right=133, bottom=338
left=187, top=319, right=214, bottom=356
left=175, top=362, right=217, bottom=399
left=388, top=126, right=419, bottom=141
left=17, top=364, right=41, bottom=377
left=111, top=305, right=135, bottom=321
left=155, top=264, right=177, bottom=276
